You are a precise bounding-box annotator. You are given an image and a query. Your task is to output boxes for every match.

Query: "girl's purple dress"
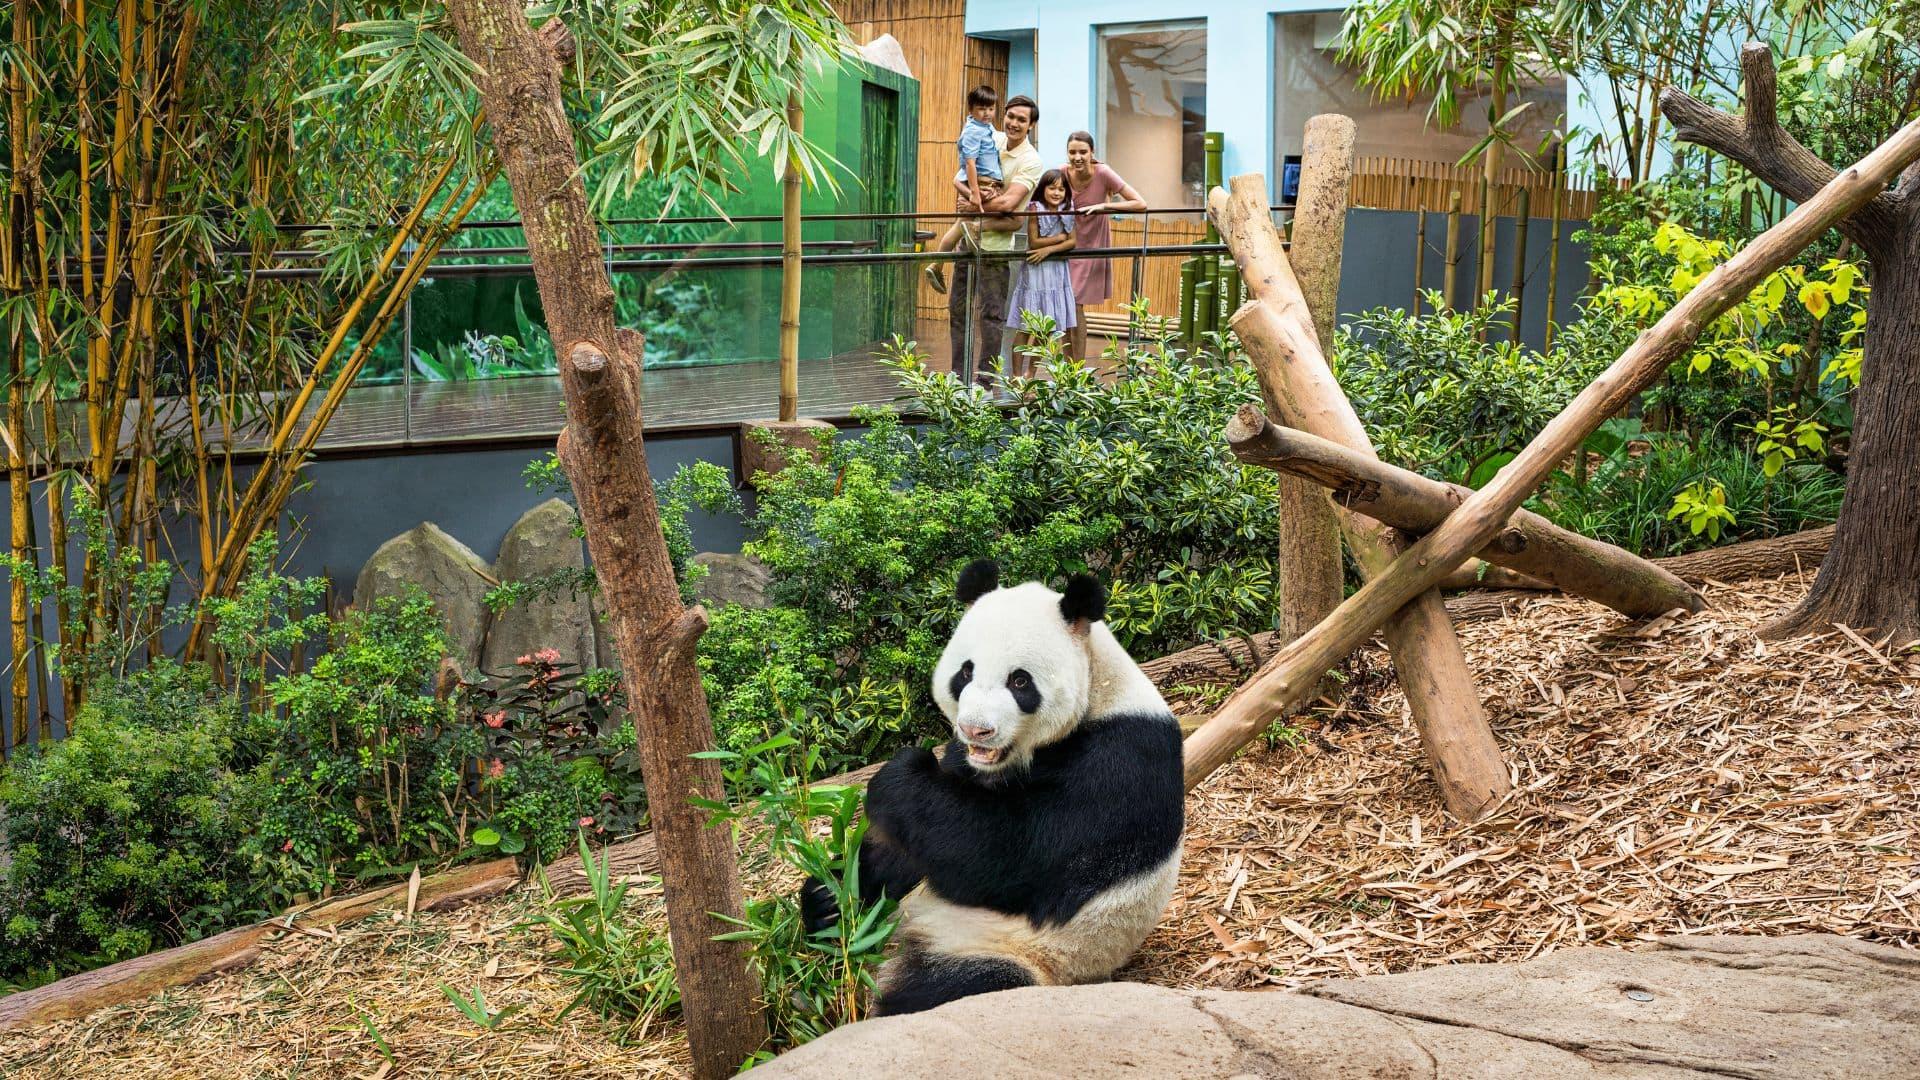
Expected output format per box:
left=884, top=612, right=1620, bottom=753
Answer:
left=1006, top=206, right=1078, bottom=332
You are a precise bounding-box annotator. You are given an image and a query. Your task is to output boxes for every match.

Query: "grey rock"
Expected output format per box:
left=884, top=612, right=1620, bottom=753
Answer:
left=747, top=934, right=1920, bottom=1078
left=689, top=551, right=772, bottom=610
left=482, top=499, right=597, bottom=677
left=353, top=522, right=495, bottom=674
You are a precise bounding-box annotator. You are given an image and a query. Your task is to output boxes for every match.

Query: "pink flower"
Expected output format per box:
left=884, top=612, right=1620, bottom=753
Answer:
left=534, top=647, right=562, bottom=665
left=515, top=653, right=533, bottom=666
left=483, top=711, right=507, bottom=729
left=489, top=760, right=505, bottom=778
left=282, top=839, right=294, bottom=853
left=578, top=816, right=595, bottom=828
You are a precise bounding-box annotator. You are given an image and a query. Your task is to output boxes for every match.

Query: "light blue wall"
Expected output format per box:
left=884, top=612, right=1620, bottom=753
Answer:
left=965, top=1, right=1582, bottom=196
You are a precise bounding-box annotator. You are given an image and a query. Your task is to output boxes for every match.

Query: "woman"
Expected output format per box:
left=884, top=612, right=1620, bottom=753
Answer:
left=1063, top=131, right=1147, bottom=362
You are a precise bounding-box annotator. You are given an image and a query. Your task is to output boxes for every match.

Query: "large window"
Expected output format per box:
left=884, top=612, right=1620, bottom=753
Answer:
left=1271, top=12, right=1563, bottom=171
left=1096, top=21, right=1207, bottom=207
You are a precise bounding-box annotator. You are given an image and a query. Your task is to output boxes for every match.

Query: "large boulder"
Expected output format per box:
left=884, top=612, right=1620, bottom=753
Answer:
left=748, top=934, right=1920, bottom=1078
left=689, top=551, right=772, bottom=610
left=482, top=498, right=597, bottom=678
left=353, top=522, right=495, bottom=674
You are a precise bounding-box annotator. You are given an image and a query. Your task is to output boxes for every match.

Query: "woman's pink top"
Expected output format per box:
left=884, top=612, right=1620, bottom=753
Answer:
left=1067, top=164, right=1127, bottom=307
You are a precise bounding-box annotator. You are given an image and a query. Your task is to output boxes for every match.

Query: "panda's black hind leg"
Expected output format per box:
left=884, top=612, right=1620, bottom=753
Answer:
left=874, top=954, right=1034, bottom=1016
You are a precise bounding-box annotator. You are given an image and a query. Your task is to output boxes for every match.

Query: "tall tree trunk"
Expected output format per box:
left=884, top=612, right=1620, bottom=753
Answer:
left=441, top=6, right=766, bottom=1077
left=1767, top=252, right=1920, bottom=642
left=1660, top=43, right=1920, bottom=643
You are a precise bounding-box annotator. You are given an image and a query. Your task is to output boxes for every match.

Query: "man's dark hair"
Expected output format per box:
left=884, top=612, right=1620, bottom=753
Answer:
left=1004, top=94, right=1037, bottom=124
left=967, top=85, right=998, bottom=109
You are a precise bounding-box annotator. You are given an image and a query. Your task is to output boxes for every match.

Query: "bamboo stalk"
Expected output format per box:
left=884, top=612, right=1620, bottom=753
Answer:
left=1182, top=115, right=1920, bottom=791
left=1413, top=209, right=1427, bottom=313
left=1545, top=141, right=1565, bottom=351
left=778, top=86, right=803, bottom=422
left=1442, top=190, right=1462, bottom=311
left=1510, top=187, right=1530, bottom=344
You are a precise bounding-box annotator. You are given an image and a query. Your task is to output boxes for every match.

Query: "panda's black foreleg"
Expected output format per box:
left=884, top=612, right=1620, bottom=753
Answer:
left=874, top=953, right=1035, bottom=1016
left=864, top=746, right=1029, bottom=909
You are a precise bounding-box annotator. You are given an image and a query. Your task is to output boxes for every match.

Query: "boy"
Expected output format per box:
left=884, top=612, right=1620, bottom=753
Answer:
left=925, top=85, right=1003, bottom=295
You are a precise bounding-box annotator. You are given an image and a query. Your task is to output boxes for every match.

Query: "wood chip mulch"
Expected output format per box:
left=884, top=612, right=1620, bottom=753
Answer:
left=1132, top=572, right=1919, bottom=988
left=4, top=571, right=1914, bottom=1075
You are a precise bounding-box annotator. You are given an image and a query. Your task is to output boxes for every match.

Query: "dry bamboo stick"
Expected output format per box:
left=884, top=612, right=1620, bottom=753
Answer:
left=1183, top=113, right=1920, bottom=792
left=1225, top=406, right=1705, bottom=617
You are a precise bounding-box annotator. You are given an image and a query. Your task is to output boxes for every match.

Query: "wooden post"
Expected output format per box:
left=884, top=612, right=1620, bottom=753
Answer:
left=1271, top=115, right=1350, bottom=671
left=1212, top=172, right=1510, bottom=822
left=1224, top=406, right=1705, bottom=617
left=440, top=7, right=767, bottom=1076
left=778, top=85, right=803, bottom=422
left=1545, top=141, right=1565, bottom=351
left=1183, top=114, right=1920, bottom=793
left=1510, top=187, right=1530, bottom=344
left=1441, top=190, right=1462, bottom=311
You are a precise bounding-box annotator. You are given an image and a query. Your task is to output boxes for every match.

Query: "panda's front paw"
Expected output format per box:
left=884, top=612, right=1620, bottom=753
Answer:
left=799, top=876, right=840, bottom=936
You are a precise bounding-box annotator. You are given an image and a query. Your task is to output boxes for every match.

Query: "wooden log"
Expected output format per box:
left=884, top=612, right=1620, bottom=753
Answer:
left=1143, top=525, right=1836, bottom=690
left=1213, top=172, right=1510, bottom=822
left=441, top=7, right=766, bottom=1075
left=1182, top=115, right=1920, bottom=793
left=0, top=857, right=520, bottom=1033
left=1272, top=115, right=1350, bottom=662
left=1438, top=562, right=1551, bottom=592
left=1225, top=406, right=1705, bottom=617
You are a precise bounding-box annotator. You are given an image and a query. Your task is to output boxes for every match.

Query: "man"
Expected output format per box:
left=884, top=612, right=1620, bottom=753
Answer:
left=949, top=95, right=1041, bottom=387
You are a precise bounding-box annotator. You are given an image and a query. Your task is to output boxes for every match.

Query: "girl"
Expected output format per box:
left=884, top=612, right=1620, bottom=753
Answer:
left=1003, top=169, right=1077, bottom=381
left=1063, top=132, right=1146, bottom=362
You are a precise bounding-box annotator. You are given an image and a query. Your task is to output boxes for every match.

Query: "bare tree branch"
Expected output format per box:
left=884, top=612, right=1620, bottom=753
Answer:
left=1659, top=42, right=1908, bottom=250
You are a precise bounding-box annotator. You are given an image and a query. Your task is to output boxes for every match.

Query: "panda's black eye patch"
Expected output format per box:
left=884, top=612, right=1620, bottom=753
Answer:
left=948, top=659, right=974, bottom=701
left=1006, top=668, right=1042, bottom=713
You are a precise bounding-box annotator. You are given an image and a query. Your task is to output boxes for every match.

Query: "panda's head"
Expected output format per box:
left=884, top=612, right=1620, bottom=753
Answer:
left=930, top=560, right=1107, bottom=777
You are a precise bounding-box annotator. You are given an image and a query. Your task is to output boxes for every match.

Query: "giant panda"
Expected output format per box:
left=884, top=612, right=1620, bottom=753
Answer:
left=802, top=559, right=1185, bottom=1016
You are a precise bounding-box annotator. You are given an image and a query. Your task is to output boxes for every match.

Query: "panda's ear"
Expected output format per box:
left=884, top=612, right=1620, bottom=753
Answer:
left=1059, top=573, right=1106, bottom=632
left=956, top=559, right=1000, bottom=606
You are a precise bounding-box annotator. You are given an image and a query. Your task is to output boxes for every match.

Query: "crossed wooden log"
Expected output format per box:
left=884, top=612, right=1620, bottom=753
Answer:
left=1186, top=103, right=1920, bottom=820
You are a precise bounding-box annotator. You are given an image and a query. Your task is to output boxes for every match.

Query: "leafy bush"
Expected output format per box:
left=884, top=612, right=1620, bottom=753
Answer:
left=0, top=662, right=277, bottom=984
left=255, top=593, right=603, bottom=891
left=1336, top=294, right=1618, bottom=484
left=696, top=334, right=1280, bottom=770
left=1537, top=426, right=1844, bottom=556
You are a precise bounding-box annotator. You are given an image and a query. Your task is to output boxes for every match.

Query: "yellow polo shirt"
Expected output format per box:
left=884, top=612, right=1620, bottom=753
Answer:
left=979, top=132, right=1044, bottom=253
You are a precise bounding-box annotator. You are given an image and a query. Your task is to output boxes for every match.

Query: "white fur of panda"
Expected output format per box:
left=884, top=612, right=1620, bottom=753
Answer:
left=802, top=560, right=1185, bottom=1015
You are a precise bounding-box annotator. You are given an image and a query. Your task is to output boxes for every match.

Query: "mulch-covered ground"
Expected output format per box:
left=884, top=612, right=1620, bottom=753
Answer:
left=3, top=571, right=1915, bottom=1077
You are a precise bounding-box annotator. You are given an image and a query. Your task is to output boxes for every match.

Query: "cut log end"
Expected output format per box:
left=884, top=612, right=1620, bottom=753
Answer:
left=569, top=341, right=609, bottom=377
left=1225, top=403, right=1268, bottom=444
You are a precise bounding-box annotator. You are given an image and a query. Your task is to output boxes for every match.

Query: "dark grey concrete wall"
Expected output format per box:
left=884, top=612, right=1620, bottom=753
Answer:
left=1338, top=208, right=1593, bottom=352
left=0, top=430, right=751, bottom=749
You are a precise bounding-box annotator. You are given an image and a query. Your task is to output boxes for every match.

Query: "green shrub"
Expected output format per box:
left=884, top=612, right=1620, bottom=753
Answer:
left=695, top=334, right=1281, bottom=770
left=1537, top=429, right=1844, bottom=556
left=0, top=662, right=276, bottom=983
left=1335, top=295, right=1617, bottom=483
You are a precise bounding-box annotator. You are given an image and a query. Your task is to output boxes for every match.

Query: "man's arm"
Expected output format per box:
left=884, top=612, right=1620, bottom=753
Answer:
left=981, top=180, right=1030, bottom=233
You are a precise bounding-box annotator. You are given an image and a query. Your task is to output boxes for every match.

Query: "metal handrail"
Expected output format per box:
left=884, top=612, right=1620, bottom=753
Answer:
left=239, top=241, right=1259, bottom=281
left=257, top=203, right=1296, bottom=231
